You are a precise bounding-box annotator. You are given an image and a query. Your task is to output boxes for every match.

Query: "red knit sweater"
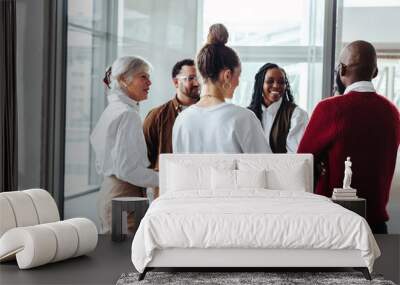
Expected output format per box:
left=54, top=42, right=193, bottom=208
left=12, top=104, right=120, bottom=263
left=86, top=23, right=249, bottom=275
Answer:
left=298, top=91, right=400, bottom=225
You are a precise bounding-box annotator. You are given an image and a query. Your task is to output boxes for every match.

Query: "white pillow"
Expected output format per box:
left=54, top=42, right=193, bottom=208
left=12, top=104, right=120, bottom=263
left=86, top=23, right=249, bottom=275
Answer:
left=236, top=169, right=267, bottom=188
left=211, top=169, right=267, bottom=190
left=238, top=159, right=309, bottom=192
left=266, top=162, right=307, bottom=191
left=211, top=168, right=236, bottom=190
left=166, top=160, right=235, bottom=192
left=167, top=163, right=209, bottom=191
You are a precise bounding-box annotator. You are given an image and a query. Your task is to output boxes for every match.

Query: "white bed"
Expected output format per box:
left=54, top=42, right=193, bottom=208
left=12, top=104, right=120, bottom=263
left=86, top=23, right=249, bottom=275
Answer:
left=131, top=154, right=380, bottom=280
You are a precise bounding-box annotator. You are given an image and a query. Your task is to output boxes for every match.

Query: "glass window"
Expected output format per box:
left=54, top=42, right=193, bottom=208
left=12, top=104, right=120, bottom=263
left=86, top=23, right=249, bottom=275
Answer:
left=374, top=58, right=400, bottom=107
left=64, top=0, right=198, bottom=226
left=64, top=0, right=110, bottom=225
left=202, top=0, right=324, bottom=46
left=68, top=0, right=94, bottom=29
left=337, top=0, right=400, bottom=108
left=64, top=0, right=327, bottom=215
left=203, top=0, right=326, bottom=113
left=65, top=29, right=93, bottom=193
left=63, top=0, right=336, bottom=228
left=117, top=0, right=198, bottom=117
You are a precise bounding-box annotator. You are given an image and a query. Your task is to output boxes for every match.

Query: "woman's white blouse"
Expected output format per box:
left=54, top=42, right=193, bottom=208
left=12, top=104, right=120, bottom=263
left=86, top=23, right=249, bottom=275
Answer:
left=173, top=102, right=270, bottom=153
left=261, top=98, right=309, bottom=153
left=90, top=90, right=158, bottom=188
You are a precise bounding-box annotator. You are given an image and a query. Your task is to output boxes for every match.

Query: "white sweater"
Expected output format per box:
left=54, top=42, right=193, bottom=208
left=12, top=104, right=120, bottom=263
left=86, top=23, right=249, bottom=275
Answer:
left=173, top=102, right=270, bottom=153
left=90, top=90, right=158, bottom=188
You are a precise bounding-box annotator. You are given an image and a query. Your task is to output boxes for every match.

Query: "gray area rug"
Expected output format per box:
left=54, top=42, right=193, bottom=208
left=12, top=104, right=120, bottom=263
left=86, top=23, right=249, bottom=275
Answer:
left=116, top=271, right=396, bottom=285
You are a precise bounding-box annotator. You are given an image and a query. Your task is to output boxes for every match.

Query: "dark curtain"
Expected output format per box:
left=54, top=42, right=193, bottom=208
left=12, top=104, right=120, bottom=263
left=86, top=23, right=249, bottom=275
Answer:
left=0, top=0, right=18, bottom=192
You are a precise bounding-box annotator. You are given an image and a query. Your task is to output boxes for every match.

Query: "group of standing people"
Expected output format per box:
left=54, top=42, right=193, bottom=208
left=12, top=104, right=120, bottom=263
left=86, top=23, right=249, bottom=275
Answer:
left=90, top=24, right=400, bottom=234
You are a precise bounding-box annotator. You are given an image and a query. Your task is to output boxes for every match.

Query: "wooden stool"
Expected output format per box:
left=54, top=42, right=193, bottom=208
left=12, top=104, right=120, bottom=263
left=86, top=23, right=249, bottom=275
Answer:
left=111, top=197, right=149, bottom=242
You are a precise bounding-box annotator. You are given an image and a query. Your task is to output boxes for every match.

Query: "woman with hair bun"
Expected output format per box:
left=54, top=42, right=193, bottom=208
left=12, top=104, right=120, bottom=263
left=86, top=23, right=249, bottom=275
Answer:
left=90, top=56, right=158, bottom=234
left=248, top=63, right=308, bottom=153
left=172, top=24, right=269, bottom=153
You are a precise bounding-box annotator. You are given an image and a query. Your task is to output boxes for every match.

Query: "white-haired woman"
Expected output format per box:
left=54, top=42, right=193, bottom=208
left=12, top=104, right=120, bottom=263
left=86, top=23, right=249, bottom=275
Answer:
left=90, top=56, right=158, bottom=234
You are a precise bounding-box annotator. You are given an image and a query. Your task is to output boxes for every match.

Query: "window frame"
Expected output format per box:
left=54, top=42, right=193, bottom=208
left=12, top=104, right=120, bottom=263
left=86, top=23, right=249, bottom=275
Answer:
left=64, top=0, right=118, bottom=201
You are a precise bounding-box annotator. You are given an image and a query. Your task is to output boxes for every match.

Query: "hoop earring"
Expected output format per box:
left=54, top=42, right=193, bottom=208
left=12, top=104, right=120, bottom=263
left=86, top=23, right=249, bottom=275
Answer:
left=223, top=82, right=231, bottom=90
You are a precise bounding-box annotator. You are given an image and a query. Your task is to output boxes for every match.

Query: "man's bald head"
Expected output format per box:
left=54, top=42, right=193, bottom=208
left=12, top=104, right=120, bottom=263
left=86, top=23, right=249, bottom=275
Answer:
left=339, top=40, right=378, bottom=82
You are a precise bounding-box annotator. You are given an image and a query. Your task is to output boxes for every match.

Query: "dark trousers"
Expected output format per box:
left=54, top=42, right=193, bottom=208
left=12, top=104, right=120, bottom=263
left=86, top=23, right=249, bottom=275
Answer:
left=370, top=222, right=388, bottom=234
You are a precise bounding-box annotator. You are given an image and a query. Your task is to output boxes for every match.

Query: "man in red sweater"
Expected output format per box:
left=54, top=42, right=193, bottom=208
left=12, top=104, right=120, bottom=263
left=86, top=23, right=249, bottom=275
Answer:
left=298, top=40, right=400, bottom=233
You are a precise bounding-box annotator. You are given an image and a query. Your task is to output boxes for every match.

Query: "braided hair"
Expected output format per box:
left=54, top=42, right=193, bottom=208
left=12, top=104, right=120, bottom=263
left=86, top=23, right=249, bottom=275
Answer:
left=248, top=63, right=295, bottom=125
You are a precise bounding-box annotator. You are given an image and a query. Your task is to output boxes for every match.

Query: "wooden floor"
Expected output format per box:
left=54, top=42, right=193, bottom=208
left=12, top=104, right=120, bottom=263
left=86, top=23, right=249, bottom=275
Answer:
left=0, top=235, right=398, bottom=285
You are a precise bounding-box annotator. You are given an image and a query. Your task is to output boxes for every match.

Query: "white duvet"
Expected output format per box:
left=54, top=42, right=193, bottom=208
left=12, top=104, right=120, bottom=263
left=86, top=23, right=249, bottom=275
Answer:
left=131, top=190, right=380, bottom=273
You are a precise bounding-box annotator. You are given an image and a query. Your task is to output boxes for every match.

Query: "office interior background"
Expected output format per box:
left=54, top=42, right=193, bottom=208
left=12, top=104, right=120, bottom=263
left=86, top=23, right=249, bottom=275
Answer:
left=9, top=0, right=400, bottom=232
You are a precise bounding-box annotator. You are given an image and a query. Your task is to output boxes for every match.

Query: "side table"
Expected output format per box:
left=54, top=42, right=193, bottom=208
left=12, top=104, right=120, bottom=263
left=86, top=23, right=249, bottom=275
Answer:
left=112, top=197, right=149, bottom=242
left=331, top=197, right=366, bottom=218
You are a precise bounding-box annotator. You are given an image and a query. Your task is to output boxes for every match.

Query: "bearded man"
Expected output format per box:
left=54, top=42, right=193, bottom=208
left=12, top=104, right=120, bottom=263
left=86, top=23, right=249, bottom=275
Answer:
left=143, top=59, right=200, bottom=197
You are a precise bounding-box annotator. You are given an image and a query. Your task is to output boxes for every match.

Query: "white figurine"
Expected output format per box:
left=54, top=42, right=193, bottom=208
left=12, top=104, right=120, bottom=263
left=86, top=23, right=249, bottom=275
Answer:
left=342, top=157, right=352, bottom=189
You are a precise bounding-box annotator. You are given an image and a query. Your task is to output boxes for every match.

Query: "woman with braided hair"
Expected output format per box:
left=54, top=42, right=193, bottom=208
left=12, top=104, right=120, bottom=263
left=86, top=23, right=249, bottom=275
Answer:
left=248, top=63, right=308, bottom=153
left=172, top=24, right=268, bottom=153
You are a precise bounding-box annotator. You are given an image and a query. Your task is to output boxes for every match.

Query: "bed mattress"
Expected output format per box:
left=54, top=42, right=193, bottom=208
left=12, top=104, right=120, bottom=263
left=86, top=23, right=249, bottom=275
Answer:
left=131, top=190, right=380, bottom=273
